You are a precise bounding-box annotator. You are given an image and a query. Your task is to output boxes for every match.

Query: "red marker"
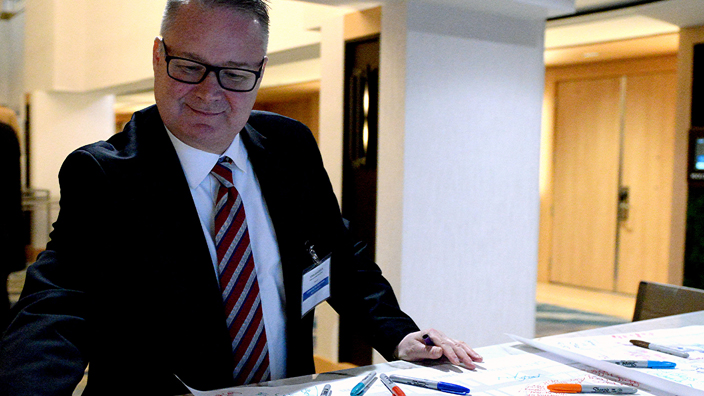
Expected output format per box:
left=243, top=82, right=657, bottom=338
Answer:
left=380, top=374, right=405, bottom=396
left=547, top=383, right=637, bottom=394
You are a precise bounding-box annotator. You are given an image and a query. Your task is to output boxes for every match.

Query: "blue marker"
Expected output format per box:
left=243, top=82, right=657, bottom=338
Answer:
left=388, top=375, right=470, bottom=395
left=351, top=372, right=377, bottom=396
left=605, top=360, right=676, bottom=369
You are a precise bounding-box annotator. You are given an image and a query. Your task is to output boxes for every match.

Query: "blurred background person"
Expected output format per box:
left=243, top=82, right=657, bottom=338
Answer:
left=0, top=106, right=26, bottom=332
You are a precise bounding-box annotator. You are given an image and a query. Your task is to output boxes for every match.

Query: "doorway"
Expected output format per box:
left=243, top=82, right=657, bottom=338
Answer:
left=338, top=35, right=380, bottom=367
left=547, top=56, right=677, bottom=294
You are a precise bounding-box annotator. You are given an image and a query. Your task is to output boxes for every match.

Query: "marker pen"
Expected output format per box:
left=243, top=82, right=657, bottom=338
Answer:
left=350, top=372, right=377, bottom=396
left=380, top=374, right=405, bottom=396
left=605, top=360, right=676, bottom=369
left=630, top=339, right=690, bottom=358
left=389, top=375, right=469, bottom=395
left=422, top=334, right=435, bottom=346
left=547, top=383, right=637, bottom=394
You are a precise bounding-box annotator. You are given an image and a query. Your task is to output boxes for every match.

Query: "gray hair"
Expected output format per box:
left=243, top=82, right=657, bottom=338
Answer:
left=161, top=0, right=270, bottom=43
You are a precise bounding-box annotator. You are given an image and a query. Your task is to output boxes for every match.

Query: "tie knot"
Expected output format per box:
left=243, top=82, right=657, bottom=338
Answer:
left=211, top=157, right=235, bottom=188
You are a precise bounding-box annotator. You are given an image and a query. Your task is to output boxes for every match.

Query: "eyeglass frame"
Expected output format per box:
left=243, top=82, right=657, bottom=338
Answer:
left=160, top=39, right=265, bottom=93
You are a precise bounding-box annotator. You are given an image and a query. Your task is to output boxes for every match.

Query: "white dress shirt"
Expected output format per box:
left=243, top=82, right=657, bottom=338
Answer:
left=166, top=129, right=287, bottom=380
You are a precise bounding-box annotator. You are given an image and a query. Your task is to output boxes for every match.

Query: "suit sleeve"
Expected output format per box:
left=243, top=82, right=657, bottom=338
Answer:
left=288, top=123, right=420, bottom=361
left=328, top=236, right=420, bottom=361
left=0, top=149, right=107, bottom=395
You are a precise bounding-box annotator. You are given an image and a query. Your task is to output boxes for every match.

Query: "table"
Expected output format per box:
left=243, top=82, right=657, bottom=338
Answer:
left=238, top=311, right=704, bottom=396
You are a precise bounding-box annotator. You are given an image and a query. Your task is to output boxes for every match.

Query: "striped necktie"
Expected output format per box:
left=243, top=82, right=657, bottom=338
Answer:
left=211, top=157, right=270, bottom=385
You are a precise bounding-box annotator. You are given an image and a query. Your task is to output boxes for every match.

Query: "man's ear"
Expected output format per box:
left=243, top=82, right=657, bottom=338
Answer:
left=152, top=37, right=162, bottom=72
left=261, top=56, right=269, bottom=73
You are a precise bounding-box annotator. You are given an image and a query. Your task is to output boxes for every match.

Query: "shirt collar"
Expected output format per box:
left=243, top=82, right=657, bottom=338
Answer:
left=165, top=127, right=249, bottom=189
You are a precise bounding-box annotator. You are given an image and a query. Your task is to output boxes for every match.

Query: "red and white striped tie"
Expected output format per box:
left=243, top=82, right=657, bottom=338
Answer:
left=211, top=157, right=270, bottom=385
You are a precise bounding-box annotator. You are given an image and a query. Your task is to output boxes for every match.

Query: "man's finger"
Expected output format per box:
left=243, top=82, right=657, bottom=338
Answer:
left=435, top=339, right=459, bottom=365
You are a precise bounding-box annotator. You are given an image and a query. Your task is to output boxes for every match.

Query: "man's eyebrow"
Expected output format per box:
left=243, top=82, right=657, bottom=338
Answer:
left=178, top=50, right=257, bottom=69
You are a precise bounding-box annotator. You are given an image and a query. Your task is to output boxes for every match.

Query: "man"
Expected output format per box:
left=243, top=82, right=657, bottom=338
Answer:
left=0, top=1, right=481, bottom=394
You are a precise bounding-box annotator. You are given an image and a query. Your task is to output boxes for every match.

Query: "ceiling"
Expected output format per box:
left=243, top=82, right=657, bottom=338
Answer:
left=544, top=0, right=704, bottom=66
left=114, top=0, right=704, bottom=113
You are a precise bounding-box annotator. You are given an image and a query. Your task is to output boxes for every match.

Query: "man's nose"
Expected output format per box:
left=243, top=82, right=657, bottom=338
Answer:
left=194, top=71, right=224, bottom=98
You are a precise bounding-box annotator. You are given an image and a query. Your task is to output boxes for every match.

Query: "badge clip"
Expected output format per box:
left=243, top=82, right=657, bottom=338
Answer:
left=307, top=243, right=321, bottom=266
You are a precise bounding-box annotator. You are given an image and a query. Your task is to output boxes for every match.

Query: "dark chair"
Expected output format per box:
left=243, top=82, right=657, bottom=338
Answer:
left=632, top=281, right=704, bottom=321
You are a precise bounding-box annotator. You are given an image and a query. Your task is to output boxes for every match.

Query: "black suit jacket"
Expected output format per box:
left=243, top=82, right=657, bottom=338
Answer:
left=0, top=106, right=419, bottom=395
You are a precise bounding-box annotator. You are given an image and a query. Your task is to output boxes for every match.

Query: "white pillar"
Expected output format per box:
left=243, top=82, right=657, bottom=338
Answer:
left=313, top=13, right=345, bottom=362
left=376, top=0, right=558, bottom=351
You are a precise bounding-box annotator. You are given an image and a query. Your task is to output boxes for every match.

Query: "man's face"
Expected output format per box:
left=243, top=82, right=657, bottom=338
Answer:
left=153, top=3, right=268, bottom=154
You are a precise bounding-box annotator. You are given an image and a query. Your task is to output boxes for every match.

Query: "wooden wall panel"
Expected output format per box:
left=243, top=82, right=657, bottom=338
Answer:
left=550, top=77, right=622, bottom=290
left=617, top=71, right=677, bottom=294
left=254, top=85, right=320, bottom=142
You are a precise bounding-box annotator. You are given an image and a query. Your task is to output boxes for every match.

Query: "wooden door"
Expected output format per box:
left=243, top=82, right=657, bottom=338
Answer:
left=551, top=77, right=622, bottom=290
left=616, top=71, right=677, bottom=294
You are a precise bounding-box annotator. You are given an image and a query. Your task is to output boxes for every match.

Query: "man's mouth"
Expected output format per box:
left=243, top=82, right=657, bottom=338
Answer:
left=187, top=104, right=224, bottom=116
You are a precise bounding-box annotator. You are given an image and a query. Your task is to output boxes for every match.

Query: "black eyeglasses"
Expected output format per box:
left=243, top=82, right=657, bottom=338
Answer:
left=161, top=39, right=264, bottom=92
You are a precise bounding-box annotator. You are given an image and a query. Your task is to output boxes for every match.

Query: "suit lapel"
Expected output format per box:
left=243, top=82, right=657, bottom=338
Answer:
left=130, top=107, right=236, bottom=386
left=134, top=108, right=217, bottom=295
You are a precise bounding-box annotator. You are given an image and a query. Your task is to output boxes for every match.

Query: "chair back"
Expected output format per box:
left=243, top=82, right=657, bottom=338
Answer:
left=632, top=281, right=704, bottom=321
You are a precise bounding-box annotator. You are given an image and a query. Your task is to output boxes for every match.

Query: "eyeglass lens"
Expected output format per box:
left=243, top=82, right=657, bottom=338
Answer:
left=167, top=58, right=259, bottom=92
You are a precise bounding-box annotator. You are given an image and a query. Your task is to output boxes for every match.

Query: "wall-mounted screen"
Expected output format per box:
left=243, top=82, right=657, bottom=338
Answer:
left=689, top=128, right=704, bottom=183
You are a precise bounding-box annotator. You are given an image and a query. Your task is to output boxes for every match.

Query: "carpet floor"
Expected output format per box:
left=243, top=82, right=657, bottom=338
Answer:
left=535, top=302, right=629, bottom=337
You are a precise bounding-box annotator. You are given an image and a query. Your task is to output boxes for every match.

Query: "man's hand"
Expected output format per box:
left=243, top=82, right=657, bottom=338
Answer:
left=394, top=329, right=483, bottom=369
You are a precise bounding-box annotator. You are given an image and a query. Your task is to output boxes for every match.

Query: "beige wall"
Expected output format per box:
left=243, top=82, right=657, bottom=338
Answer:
left=25, top=0, right=165, bottom=93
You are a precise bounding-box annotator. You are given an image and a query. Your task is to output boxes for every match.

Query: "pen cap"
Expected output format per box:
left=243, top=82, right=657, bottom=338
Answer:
left=436, top=382, right=470, bottom=395
left=630, top=339, right=649, bottom=348
left=351, top=373, right=377, bottom=396
left=547, top=384, right=581, bottom=393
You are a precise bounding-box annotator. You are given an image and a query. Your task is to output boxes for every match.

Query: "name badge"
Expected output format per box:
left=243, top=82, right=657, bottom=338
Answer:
left=301, top=245, right=331, bottom=317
